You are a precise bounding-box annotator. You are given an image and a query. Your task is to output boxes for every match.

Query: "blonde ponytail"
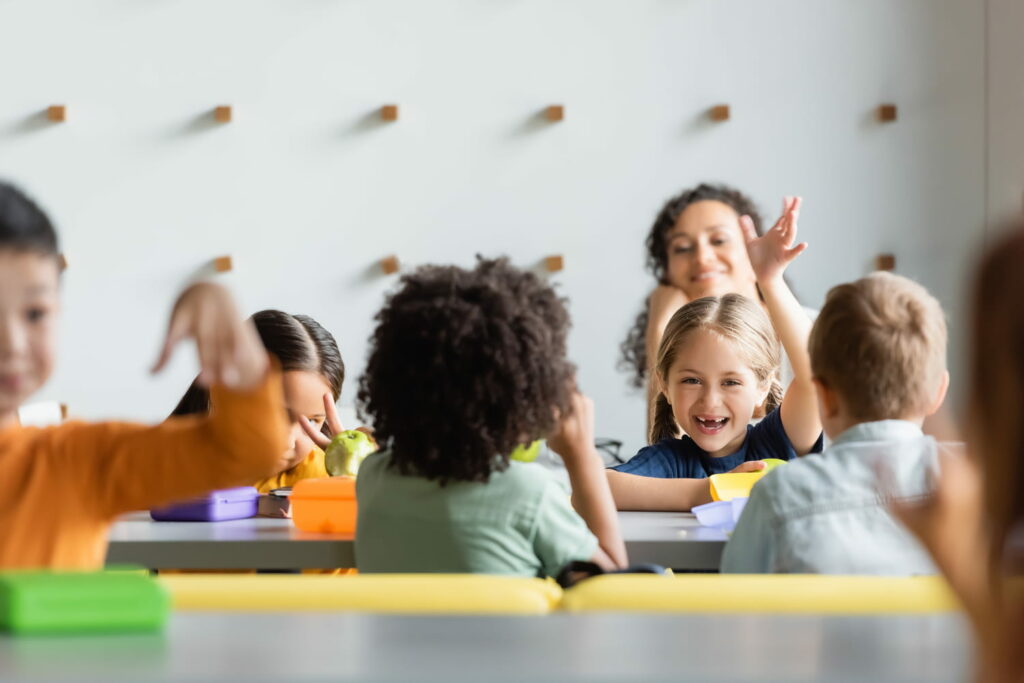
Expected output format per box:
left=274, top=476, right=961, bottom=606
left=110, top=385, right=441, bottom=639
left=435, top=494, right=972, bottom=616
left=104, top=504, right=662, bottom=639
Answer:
left=649, top=393, right=680, bottom=443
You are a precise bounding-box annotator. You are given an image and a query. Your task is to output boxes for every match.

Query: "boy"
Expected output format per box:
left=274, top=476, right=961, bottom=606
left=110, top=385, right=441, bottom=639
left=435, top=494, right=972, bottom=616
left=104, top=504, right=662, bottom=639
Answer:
left=721, top=272, right=949, bottom=574
left=0, top=181, right=289, bottom=568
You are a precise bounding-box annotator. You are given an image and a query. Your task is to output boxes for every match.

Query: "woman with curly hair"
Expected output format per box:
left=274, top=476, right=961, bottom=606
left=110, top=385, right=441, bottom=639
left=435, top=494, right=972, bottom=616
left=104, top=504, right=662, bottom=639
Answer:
left=621, top=183, right=815, bottom=434
left=355, top=258, right=627, bottom=576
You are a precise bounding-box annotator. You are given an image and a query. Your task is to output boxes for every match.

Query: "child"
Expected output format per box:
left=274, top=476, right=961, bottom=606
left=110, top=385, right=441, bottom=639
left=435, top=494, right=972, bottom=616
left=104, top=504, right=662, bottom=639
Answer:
left=619, top=184, right=817, bottom=435
left=0, top=181, right=289, bottom=569
left=355, top=258, right=627, bottom=576
left=721, top=271, right=949, bottom=574
left=607, top=198, right=823, bottom=511
left=171, top=309, right=345, bottom=493
left=889, top=223, right=1024, bottom=681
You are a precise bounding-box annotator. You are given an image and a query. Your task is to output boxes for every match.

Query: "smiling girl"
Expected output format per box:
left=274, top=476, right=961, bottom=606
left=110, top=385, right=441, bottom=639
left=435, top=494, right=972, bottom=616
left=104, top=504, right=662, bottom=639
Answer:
left=608, top=198, right=823, bottom=511
left=620, top=183, right=815, bottom=433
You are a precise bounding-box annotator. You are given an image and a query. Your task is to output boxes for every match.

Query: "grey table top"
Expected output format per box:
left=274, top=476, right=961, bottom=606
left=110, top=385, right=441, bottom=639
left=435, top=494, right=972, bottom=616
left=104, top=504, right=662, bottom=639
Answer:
left=106, top=511, right=728, bottom=571
left=0, top=612, right=971, bottom=682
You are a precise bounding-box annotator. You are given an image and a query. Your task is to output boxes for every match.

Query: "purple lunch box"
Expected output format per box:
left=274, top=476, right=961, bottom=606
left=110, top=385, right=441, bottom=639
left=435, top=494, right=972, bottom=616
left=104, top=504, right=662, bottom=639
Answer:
left=150, top=486, right=260, bottom=522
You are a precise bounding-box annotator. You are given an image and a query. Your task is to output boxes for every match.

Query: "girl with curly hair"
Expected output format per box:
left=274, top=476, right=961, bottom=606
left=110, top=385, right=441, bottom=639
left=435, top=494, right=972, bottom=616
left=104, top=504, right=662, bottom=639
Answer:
left=355, top=258, right=627, bottom=576
left=608, top=198, right=823, bottom=511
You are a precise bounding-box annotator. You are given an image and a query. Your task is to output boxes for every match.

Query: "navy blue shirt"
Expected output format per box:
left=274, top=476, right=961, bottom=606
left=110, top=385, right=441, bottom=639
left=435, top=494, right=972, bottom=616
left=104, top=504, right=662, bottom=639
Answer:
left=611, top=408, right=824, bottom=479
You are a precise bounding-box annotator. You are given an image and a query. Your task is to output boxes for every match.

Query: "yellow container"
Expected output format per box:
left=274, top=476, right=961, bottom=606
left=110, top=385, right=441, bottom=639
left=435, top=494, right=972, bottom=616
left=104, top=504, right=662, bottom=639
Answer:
left=708, top=459, right=786, bottom=501
left=291, top=477, right=356, bottom=534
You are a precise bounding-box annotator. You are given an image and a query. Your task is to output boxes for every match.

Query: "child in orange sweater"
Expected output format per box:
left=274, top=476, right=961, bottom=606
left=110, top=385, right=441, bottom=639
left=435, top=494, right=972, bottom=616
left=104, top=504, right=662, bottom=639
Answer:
left=0, top=181, right=289, bottom=569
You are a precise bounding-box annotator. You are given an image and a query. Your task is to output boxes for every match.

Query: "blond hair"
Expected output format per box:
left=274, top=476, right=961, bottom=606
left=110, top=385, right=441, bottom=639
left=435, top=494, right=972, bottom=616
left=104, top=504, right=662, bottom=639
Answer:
left=649, top=294, right=782, bottom=444
left=809, top=272, right=946, bottom=422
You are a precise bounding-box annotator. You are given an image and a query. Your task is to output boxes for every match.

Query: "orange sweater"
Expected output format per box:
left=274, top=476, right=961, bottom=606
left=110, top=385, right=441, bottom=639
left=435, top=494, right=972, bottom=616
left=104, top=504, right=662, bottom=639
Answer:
left=0, top=369, right=288, bottom=569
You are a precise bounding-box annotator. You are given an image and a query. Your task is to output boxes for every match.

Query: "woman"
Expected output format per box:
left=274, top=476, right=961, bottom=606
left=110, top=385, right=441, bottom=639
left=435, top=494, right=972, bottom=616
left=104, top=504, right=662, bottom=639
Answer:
left=621, top=183, right=813, bottom=435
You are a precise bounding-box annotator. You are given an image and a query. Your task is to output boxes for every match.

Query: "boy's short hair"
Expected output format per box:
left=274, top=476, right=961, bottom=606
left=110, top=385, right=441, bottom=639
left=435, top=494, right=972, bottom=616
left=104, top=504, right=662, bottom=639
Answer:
left=357, top=257, right=574, bottom=485
left=0, top=181, right=59, bottom=255
left=809, top=272, right=947, bottom=421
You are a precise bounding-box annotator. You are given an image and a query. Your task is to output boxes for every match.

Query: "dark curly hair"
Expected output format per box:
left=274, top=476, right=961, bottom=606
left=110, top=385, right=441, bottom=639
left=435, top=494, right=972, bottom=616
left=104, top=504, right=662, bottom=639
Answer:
left=358, top=257, right=574, bottom=485
left=619, top=183, right=764, bottom=389
left=171, top=309, right=344, bottom=418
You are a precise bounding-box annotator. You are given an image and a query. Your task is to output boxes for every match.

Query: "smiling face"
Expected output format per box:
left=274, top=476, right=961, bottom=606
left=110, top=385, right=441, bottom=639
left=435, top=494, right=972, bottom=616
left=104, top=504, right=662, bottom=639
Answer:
left=660, top=327, right=770, bottom=458
left=280, top=370, right=332, bottom=470
left=664, top=200, right=759, bottom=300
left=0, top=250, right=60, bottom=428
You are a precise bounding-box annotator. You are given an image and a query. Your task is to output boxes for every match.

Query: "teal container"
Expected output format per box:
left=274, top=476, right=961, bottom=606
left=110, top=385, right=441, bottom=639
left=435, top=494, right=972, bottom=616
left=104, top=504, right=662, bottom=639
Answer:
left=0, top=571, right=170, bottom=635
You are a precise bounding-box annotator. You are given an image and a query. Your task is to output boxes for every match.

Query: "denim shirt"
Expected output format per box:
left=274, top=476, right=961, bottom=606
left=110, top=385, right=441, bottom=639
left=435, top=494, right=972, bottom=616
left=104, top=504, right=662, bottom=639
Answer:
left=720, top=420, right=946, bottom=575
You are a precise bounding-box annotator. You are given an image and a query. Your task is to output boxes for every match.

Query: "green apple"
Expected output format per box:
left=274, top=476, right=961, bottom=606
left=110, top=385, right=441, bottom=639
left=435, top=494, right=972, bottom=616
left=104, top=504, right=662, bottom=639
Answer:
left=324, top=430, right=378, bottom=477
left=762, top=458, right=786, bottom=472
left=509, top=441, right=541, bottom=463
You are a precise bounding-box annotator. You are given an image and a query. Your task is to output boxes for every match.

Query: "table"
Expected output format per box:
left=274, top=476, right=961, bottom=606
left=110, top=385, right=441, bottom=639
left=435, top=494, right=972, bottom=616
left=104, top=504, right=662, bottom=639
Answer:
left=0, top=612, right=971, bottom=682
left=106, top=511, right=728, bottom=571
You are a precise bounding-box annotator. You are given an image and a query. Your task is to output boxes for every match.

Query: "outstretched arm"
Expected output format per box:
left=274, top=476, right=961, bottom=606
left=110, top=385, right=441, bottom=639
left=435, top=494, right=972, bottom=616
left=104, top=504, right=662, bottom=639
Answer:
left=741, top=197, right=821, bottom=454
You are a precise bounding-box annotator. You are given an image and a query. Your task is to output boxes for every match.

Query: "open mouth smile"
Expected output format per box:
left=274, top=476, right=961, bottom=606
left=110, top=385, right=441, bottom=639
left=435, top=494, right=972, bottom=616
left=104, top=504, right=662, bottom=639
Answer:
left=694, top=416, right=729, bottom=435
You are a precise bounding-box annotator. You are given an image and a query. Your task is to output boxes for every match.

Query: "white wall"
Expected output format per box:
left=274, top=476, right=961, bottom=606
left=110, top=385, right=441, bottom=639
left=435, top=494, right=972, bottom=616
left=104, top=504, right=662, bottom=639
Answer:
left=0, top=0, right=986, bottom=457
left=987, top=0, right=1024, bottom=230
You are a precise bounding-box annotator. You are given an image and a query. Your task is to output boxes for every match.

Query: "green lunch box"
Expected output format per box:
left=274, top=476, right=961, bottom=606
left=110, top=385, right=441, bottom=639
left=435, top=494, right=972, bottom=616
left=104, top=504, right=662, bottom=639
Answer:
left=0, top=571, right=170, bottom=635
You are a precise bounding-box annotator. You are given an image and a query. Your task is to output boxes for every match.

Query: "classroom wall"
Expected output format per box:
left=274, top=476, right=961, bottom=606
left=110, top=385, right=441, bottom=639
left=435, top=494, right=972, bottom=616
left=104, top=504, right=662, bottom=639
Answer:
left=987, top=0, right=1024, bottom=231
left=0, top=1, right=986, bottom=457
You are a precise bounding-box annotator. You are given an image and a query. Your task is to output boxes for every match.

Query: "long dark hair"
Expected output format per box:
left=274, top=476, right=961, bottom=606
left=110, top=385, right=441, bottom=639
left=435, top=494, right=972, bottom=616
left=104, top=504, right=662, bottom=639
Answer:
left=619, top=183, right=763, bottom=389
left=968, top=220, right=1024, bottom=576
left=171, top=309, right=344, bottom=416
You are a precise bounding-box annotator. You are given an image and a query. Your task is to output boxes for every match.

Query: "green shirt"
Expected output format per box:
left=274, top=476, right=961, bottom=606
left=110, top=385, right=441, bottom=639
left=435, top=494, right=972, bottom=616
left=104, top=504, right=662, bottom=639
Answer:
left=355, top=451, right=598, bottom=577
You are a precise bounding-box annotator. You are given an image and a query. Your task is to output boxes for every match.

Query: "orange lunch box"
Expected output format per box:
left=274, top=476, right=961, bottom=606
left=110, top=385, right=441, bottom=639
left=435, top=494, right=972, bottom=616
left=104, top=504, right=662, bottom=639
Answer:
left=290, top=477, right=357, bottom=534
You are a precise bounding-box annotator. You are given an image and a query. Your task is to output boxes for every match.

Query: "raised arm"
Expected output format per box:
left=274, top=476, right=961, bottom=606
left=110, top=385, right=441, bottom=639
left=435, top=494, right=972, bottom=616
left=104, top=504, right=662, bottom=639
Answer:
left=740, top=197, right=821, bottom=454
left=70, top=282, right=290, bottom=516
left=549, top=391, right=627, bottom=570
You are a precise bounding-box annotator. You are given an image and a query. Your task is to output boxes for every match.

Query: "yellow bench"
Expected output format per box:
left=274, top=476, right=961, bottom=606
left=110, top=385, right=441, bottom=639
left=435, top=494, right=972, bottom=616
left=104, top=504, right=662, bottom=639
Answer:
left=160, top=574, right=561, bottom=614
left=560, top=574, right=961, bottom=614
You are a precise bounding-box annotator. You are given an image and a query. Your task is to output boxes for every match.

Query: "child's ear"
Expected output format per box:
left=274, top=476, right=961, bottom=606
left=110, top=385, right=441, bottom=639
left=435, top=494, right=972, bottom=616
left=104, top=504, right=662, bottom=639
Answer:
left=926, top=371, right=950, bottom=416
left=813, top=377, right=840, bottom=419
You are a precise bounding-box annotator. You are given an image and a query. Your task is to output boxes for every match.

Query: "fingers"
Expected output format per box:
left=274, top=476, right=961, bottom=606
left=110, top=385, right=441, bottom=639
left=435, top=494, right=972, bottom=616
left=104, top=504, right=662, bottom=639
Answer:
left=733, top=460, right=767, bottom=473
left=781, top=242, right=809, bottom=264
left=298, top=414, right=332, bottom=449
left=324, top=393, right=344, bottom=436
left=151, top=304, right=192, bottom=375
left=739, top=215, right=759, bottom=243
left=194, top=300, right=225, bottom=387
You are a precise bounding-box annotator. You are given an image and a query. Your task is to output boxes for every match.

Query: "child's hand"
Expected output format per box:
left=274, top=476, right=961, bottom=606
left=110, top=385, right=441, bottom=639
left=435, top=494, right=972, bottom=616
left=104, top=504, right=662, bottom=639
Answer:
left=152, top=282, right=268, bottom=390
left=741, top=196, right=808, bottom=284
left=298, top=392, right=346, bottom=449
left=729, top=460, right=767, bottom=474
left=882, top=448, right=986, bottom=583
left=547, top=391, right=596, bottom=465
